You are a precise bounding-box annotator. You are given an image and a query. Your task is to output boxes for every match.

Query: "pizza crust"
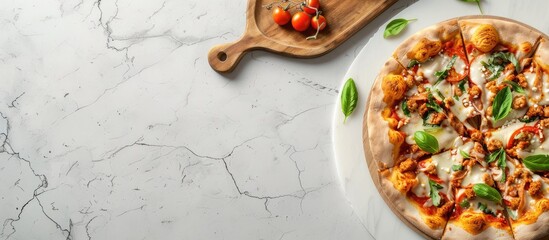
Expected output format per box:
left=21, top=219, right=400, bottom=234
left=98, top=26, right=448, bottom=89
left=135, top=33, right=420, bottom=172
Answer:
left=442, top=221, right=513, bottom=240
left=378, top=172, right=443, bottom=239
left=458, top=16, right=541, bottom=60
left=365, top=57, right=402, bottom=169
left=534, top=37, right=549, bottom=71
left=512, top=211, right=549, bottom=240
left=392, top=19, right=460, bottom=67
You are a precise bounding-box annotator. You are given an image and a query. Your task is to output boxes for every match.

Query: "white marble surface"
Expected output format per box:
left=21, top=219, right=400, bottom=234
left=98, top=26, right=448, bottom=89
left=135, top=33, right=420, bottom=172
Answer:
left=0, top=0, right=417, bottom=239
left=1, top=0, right=547, bottom=239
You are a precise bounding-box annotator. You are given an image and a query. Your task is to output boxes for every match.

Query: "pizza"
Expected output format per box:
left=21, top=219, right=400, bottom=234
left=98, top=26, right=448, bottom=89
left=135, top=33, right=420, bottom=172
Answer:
left=364, top=16, right=549, bottom=240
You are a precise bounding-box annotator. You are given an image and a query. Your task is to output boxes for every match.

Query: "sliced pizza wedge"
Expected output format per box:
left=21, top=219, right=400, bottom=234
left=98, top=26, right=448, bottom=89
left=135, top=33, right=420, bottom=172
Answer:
left=487, top=157, right=549, bottom=240
left=443, top=156, right=513, bottom=240
left=459, top=18, right=541, bottom=129
left=379, top=150, right=458, bottom=239
left=368, top=58, right=461, bottom=170
left=391, top=19, right=489, bottom=133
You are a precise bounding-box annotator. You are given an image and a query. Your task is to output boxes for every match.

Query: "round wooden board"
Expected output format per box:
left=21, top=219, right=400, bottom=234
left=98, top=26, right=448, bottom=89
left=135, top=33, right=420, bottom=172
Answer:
left=361, top=15, right=549, bottom=240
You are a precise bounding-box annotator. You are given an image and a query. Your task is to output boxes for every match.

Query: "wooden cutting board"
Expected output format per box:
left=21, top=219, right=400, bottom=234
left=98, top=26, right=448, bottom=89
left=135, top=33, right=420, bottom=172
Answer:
left=208, top=0, right=397, bottom=73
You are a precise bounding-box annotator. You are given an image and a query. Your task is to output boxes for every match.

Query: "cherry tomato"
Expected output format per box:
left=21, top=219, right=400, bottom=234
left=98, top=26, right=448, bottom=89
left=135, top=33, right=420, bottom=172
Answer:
left=311, top=15, right=327, bottom=31
left=272, top=6, right=291, bottom=26
left=291, top=12, right=311, bottom=32
left=507, top=125, right=544, bottom=149
left=303, top=0, right=320, bottom=15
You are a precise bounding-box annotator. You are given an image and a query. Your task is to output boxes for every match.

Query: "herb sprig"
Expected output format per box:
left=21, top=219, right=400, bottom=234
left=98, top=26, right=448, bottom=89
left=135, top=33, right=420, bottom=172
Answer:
left=384, top=18, right=417, bottom=38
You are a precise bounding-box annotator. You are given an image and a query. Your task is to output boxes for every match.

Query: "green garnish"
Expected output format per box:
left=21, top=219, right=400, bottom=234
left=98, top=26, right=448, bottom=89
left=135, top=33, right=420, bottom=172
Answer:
left=384, top=18, right=417, bottom=38
left=487, top=148, right=507, bottom=182
left=408, top=59, right=420, bottom=69
left=523, top=154, right=549, bottom=171
left=460, top=199, right=470, bottom=208
left=452, top=164, right=464, bottom=171
left=414, top=131, right=439, bottom=154
left=341, top=78, right=358, bottom=123
left=429, top=179, right=443, bottom=207
left=473, top=183, right=502, bottom=204
left=459, top=0, right=484, bottom=15
left=401, top=100, right=411, bottom=117
left=492, top=86, right=512, bottom=122
left=434, top=55, right=458, bottom=85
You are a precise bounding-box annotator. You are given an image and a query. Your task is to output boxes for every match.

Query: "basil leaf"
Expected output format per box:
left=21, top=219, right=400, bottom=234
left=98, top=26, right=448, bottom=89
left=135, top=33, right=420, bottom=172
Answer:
left=460, top=150, right=470, bottom=159
left=492, top=86, right=512, bottom=121
left=477, top=201, right=487, bottom=211
left=458, top=79, right=467, bottom=92
left=414, top=131, right=439, bottom=153
left=429, top=180, right=443, bottom=207
left=482, top=52, right=520, bottom=80
left=434, top=55, right=457, bottom=85
left=401, top=100, right=411, bottom=117
left=487, top=148, right=505, bottom=163
left=384, top=18, right=416, bottom=38
left=504, top=81, right=525, bottom=94
left=519, top=116, right=538, bottom=123
left=408, top=60, right=419, bottom=69
left=499, top=155, right=507, bottom=182
left=507, top=53, right=520, bottom=73
left=482, top=61, right=504, bottom=80
left=473, top=183, right=502, bottom=204
left=523, top=154, right=549, bottom=171
left=341, top=78, right=358, bottom=123
left=477, top=202, right=494, bottom=215
left=452, top=164, right=464, bottom=171
left=427, top=92, right=443, bottom=113
left=460, top=0, right=483, bottom=15
left=453, top=95, right=459, bottom=101
left=460, top=199, right=470, bottom=208
left=487, top=148, right=507, bottom=182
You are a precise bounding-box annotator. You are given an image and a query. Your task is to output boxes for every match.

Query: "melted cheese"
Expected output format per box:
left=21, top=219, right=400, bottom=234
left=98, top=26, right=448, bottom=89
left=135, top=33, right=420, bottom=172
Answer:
left=401, top=114, right=424, bottom=145
left=462, top=164, right=487, bottom=187
left=412, top=171, right=430, bottom=197
left=400, top=114, right=458, bottom=151
left=454, top=57, right=467, bottom=75
left=433, top=151, right=453, bottom=182
left=525, top=72, right=543, bottom=105
left=430, top=120, right=460, bottom=151
left=488, top=120, right=528, bottom=145
left=432, top=81, right=477, bottom=124
left=539, top=73, right=549, bottom=105
left=469, top=54, right=488, bottom=87
left=456, top=141, right=475, bottom=164
left=418, top=55, right=467, bottom=84
left=469, top=198, right=503, bottom=214
left=517, top=127, right=549, bottom=160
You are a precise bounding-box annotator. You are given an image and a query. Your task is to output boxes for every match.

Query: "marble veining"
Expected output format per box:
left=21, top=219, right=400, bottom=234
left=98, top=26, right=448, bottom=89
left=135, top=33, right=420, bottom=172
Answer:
left=0, top=0, right=421, bottom=239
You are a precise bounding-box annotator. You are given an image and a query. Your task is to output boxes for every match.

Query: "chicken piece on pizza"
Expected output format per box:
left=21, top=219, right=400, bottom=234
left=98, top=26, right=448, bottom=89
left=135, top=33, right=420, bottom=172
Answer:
left=443, top=158, right=513, bottom=240
left=379, top=151, right=456, bottom=239
left=459, top=18, right=542, bottom=129
left=391, top=19, right=485, bottom=132
left=367, top=58, right=461, bottom=170
left=487, top=158, right=549, bottom=240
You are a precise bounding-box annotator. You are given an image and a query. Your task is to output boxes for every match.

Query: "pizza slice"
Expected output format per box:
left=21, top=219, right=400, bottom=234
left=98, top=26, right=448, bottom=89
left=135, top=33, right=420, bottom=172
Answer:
left=459, top=18, right=541, bottom=129
left=367, top=58, right=461, bottom=170
left=442, top=151, right=513, bottom=240
left=487, top=156, right=549, bottom=240
left=379, top=149, right=458, bottom=239
left=391, top=19, right=487, bottom=134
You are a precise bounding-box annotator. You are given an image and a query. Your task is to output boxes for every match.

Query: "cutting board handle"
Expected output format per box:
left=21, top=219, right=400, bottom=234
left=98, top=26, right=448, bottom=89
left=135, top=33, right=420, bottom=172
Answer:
left=208, top=35, right=260, bottom=73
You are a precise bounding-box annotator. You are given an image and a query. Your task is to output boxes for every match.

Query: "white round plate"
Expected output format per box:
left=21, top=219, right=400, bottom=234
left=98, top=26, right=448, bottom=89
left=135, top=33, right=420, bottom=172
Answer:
left=331, top=0, right=549, bottom=239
